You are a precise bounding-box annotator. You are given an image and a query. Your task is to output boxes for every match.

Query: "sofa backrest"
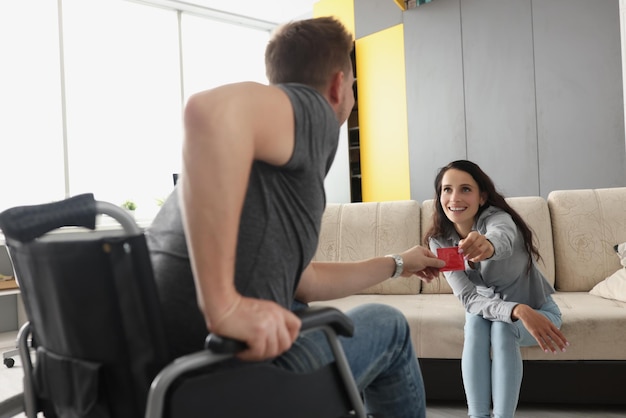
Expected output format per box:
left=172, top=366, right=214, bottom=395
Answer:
left=315, top=188, right=626, bottom=295
left=506, top=196, right=556, bottom=285
left=548, top=187, right=626, bottom=291
left=314, top=200, right=422, bottom=294
left=420, top=196, right=556, bottom=294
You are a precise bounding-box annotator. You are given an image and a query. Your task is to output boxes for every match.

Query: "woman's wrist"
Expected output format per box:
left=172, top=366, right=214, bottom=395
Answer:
left=486, top=239, right=495, bottom=259
left=511, top=303, right=529, bottom=321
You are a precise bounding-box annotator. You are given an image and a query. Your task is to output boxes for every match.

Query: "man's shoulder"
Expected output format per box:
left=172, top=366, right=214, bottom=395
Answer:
left=278, top=83, right=322, bottom=104
left=278, top=83, right=335, bottom=124
left=277, top=82, right=317, bottom=94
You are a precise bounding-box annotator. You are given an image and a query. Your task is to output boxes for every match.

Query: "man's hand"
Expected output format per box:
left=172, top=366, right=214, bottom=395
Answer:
left=458, top=231, right=494, bottom=263
left=512, top=304, right=569, bottom=354
left=210, top=295, right=301, bottom=361
left=400, top=245, right=446, bottom=282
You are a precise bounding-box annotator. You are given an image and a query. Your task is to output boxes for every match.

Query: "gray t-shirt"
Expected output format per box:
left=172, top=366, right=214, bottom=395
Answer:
left=147, top=83, right=339, bottom=358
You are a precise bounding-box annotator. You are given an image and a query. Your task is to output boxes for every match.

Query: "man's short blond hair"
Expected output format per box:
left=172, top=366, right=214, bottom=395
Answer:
left=265, top=17, right=354, bottom=91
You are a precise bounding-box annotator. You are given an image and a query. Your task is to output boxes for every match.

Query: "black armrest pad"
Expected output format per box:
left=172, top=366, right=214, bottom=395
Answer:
left=0, top=194, right=96, bottom=242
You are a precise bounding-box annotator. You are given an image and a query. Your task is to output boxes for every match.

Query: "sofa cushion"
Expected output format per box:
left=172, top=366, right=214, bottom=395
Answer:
left=314, top=291, right=626, bottom=361
left=589, top=268, right=626, bottom=303
left=419, top=196, right=555, bottom=294
left=524, top=292, right=626, bottom=361
left=589, top=242, right=626, bottom=303
left=548, top=188, right=626, bottom=291
left=617, top=241, right=626, bottom=267
left=312, top=294, right=465, bottom=359
left=314, top=200, right=422, bottom=294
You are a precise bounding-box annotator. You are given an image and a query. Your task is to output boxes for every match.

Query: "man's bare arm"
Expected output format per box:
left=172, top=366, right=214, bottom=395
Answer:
left=295, top=245, right=445, bottom=302
left=179, top=82, right=300, bottom=360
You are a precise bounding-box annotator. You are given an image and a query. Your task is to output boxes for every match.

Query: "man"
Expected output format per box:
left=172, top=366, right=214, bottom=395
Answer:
left=147, top=17, right=445, bottom=418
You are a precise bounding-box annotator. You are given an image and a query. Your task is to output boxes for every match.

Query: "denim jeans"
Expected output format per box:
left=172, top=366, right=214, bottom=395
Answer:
left=273, top=303, right=426, bottom=418
left=461, top=296, right=562, bottom=418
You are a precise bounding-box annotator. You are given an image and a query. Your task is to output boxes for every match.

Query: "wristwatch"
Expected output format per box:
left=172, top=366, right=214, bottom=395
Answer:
left=385, top=254, right=404, bottom=279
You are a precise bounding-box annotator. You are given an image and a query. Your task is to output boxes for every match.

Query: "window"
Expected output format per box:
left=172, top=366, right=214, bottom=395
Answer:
left=181, top=14, right=269, bottom=100
left=0, top=0, right=65, bottom=211
left=0, top=0, right=271, bottom=222
left=62, top=0, right=182, bottom=220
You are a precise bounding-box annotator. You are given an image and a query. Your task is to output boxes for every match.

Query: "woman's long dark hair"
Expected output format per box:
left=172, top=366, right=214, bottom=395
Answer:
left=423, top=160, right=541, bottom=271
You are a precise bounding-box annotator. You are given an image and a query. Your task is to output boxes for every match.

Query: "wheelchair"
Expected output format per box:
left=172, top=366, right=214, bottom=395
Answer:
left=0, top=193, right=366, bottom=417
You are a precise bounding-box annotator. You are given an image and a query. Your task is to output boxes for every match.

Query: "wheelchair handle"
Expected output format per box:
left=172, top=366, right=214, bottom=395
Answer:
left=205, top=306, right=354, bottom=354
left=0, top=193, right=140, bottom=243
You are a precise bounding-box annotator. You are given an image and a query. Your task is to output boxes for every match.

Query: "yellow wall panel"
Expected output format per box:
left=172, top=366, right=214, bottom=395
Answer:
left=356, top=24, right=410, bottom=202
left=313, top=0, right=355, bottom=35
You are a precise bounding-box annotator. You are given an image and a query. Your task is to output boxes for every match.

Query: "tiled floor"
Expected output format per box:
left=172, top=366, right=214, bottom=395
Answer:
left=426, top=400, right=626, bottom=418
left=1, top=353, right=625, bottom=417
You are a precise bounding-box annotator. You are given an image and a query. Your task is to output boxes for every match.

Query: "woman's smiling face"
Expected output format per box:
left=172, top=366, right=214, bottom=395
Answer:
left=439, top=168, right=486, bottom=237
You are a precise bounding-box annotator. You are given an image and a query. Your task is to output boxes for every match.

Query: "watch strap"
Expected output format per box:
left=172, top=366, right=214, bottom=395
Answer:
left=385, top=254, right=404, bottom=279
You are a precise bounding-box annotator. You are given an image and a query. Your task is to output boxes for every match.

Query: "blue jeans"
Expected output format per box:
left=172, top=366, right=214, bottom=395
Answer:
left=273, top=303, right=426, bottom=418
left=461, top=296, right=562, bottom=418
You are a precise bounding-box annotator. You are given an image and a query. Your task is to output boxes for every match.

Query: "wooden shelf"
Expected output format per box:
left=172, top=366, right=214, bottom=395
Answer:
left=349, top=42, right=361, bottom=203
left=0, top=279, right=17, bottom=292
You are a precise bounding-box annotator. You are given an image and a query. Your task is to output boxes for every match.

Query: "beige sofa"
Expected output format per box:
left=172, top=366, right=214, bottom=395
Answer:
left=312, top=187, right=626, bottom=404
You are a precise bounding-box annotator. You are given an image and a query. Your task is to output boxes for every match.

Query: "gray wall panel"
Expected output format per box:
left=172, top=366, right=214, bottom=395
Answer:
left=462, top=0, right=539, bottom=197
left=533, top=0, right=625, bottom=193
left=354, top=0, right=403, bottom=39
left=404, top=0, right=467, bottom=202
left=401, top=0, right=624, bottom=202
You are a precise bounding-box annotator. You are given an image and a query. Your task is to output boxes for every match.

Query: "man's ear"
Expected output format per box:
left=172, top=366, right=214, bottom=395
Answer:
left=327, top=70, right=344, bottom=106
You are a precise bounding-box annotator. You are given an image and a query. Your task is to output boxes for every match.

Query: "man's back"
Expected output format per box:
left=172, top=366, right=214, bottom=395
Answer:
left=147, top=83, right=340, bottom=359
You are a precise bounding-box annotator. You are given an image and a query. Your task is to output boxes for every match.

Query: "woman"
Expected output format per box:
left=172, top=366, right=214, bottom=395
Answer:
left=424, top=160, right=569, bottom=418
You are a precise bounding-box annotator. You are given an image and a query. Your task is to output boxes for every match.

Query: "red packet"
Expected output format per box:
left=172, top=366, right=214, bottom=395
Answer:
left=437, top=247, right=465, bottom=271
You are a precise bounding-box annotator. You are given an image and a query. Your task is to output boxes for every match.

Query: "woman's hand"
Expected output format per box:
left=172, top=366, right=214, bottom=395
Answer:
left=512, top=304, right=569, bottom=353
left=458, top=231, right=494, bottom=263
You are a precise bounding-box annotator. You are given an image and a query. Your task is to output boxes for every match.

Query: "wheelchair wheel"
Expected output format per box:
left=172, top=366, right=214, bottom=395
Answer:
left=4, top=357, right=15, bottom=368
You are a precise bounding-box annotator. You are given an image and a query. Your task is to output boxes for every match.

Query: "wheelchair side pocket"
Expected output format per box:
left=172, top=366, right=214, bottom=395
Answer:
left=34, top=346, right=107, bottom=417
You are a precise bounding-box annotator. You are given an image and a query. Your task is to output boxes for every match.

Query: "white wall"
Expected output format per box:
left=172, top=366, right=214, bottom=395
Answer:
left=324, top=124, right=352, bottom=203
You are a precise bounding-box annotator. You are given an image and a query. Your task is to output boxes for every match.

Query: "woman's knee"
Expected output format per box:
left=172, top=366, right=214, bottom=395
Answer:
left=491, top=321, right=519, bottom=351
left=463, top=315, right=492, bottom=354
left=464, top=314, right=490, bottom=337
left=540, top=299, right=562, bottom=329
